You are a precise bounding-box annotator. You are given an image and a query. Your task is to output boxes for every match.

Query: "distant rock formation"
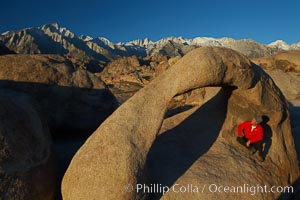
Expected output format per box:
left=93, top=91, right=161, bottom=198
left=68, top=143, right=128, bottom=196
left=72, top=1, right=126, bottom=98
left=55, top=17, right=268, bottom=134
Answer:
left=0, top=54, right=118, bottom=135
left=101, top=54, right=206, bottom=109
left=253, top=50, right=300, bottom=73
left=0, top=90, right=55, bottom=200
left=62, top=47, right=299, bottom=200
left=100, top=55, right=167, bottom=102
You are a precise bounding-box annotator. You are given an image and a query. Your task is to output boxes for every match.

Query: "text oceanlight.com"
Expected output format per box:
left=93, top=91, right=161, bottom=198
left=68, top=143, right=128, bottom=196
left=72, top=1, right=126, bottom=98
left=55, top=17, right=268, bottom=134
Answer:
left=132, top=183, right=294, bottom=195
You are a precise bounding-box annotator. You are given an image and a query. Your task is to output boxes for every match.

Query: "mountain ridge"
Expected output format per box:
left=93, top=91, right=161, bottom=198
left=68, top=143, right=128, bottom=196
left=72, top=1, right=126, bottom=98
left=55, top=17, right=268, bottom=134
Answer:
left=1, top=23, right=299, bottom=61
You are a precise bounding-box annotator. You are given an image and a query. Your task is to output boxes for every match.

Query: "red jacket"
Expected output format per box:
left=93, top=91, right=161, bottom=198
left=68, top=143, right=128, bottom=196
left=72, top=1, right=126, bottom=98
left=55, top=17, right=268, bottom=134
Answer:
left=237, top=121, right=263, bottom=143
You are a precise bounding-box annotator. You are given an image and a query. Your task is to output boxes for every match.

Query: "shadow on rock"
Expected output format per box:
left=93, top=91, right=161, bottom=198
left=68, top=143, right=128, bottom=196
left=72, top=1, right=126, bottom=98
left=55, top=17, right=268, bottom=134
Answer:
left=261, top=116, right=272, bottom=160
left=0, top=80, right=118, bottom=136
left=146, top=87, right=233, bottom=199
left=279, top=177, right=300, bottom=200
left=288, top=102, right=300, bottom=169
left=0, top=80, right=118, bottom=200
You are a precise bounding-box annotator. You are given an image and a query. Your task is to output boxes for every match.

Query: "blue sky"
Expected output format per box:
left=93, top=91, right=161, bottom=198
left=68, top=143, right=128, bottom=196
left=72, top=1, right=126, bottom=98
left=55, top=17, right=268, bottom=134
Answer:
left=0, top=0, right=299, bottom=44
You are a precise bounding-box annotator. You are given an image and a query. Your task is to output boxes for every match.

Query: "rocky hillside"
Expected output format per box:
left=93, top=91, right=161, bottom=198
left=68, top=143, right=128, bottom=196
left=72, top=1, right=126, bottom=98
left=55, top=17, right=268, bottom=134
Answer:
left=100, top=54, right=207, bottom=112
left=2, top=23, right=299, bottom=61
left=253, top=50, right=300, bottom=73
left=0, top=54, right=117, bottom=134
left=100, top=54, right=167, bottom=102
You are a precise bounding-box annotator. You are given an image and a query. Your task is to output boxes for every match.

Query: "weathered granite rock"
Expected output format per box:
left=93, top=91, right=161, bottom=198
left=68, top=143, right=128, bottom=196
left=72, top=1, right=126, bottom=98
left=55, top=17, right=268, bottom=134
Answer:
left=253, top=51, right=300, bottom=198
left=101, top=54, right=206, bottom=108
left=62, top=47, right=299, bottom=200
left=0, top=54, right=117, bottom=134
left=0, top=90, right=55, bottom=200
left=100, top=55, right=164, bottom=103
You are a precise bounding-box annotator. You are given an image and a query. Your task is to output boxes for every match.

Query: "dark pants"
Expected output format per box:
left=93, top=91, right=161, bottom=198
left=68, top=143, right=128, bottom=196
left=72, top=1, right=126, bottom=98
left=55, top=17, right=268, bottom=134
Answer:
left=237, top=136, right=263, bottom=157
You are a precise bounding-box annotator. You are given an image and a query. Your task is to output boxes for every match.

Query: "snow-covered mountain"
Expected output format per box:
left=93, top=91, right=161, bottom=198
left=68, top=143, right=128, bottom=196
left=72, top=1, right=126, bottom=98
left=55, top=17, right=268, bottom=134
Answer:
left=0, top=23, right=298, bottom=61
left=290, top=42, right=300, bottom=50
left=268, top=40, right=290, bottom=50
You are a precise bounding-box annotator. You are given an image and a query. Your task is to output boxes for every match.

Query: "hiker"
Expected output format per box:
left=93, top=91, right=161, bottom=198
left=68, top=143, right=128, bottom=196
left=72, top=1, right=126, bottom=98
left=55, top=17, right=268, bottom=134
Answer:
left=237, top=116, right=264, bottom=162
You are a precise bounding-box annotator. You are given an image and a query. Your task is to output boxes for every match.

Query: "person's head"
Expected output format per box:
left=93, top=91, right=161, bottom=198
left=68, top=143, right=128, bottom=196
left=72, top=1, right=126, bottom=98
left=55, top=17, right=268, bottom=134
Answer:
left=251, top=116, right=263, bottom=126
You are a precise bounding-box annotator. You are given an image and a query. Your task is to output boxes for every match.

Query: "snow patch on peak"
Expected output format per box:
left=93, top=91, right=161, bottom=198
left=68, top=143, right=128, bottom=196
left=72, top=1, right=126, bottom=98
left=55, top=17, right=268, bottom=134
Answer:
left=1, top=31, right=10, bottom=36
left=40, top=23, right=75, bottom=38
left=91, top=37, right=116, bottom=49
left=98, top=37, right=112, bottom=45
left=192, top=37, right=215, bottom=42
left=143, top=38, right=153, bottom=45
left=60, top=28, right=74, bottom=38
left=162, top=36, right=189, bottom=43
left=268, top=40, right=290, bottom=50
left=41, top=23, right=60, bottom=30
left=290, top=42, right=300, bottom=50
left=79, top=35, right=93, bottom=41
left=155, top=36, right=188, bottom=46
left=126, top=38, right=154, bottom=47
left=51, top=22, right=59, bottom=28
left=191, top=37, right=222, bottom=46
left=127, top=39, right=143, bottom=46
left=219, top=37, right=237, bottom=43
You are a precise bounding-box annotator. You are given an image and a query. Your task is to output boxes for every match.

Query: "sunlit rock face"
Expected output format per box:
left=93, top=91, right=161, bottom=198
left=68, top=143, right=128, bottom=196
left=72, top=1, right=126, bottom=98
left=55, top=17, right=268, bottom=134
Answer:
left=62, top=47, right=299, bottom=200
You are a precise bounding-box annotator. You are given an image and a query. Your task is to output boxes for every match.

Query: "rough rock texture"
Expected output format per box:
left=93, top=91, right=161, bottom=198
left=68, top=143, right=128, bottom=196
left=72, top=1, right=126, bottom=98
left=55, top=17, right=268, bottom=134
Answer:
left=0, top=54, right=117, bottom=134
left=101, top=56, right=153, bottom=85
left=100, top=54, right=205, bottom=109
left=147, top=39, right=198, bottom=57
left=253, top=51, right=300, bottom=198
left=253, top=51, right=300, bottom=149
left=62, top=47, right=299, bottom=200
left=253, top=50, right=300, bottom=73
left=0, top=90, right=55, bottom=200
left=100, top=55, right=165, bottom=103
left=154, top=56, right=181, bottom=77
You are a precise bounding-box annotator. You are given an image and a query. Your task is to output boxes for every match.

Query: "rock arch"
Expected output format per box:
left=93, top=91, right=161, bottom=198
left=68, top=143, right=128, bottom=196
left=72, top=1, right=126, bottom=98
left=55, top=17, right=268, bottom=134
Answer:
left=62, top=47, right=299, bottom=200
